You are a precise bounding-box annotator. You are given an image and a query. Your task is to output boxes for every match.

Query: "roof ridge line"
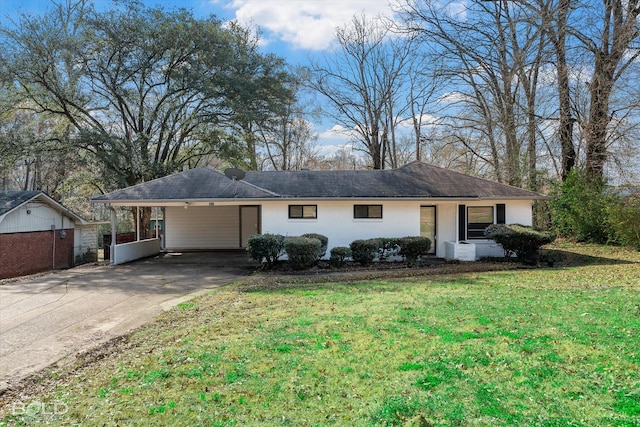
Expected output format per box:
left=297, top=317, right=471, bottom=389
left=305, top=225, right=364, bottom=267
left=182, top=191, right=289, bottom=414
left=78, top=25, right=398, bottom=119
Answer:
left=235, top=176, right=281, bottom=197
left=398, top=161, right=545, bottom=196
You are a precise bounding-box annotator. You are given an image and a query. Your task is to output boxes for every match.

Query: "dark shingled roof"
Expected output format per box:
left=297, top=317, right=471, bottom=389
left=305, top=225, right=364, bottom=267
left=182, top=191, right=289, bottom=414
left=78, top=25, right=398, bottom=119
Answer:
left=0, top=191, right=41, bottom=216
left=92, top=168, right=279, bottom=202
left=93, top=161, right=546, bottom=203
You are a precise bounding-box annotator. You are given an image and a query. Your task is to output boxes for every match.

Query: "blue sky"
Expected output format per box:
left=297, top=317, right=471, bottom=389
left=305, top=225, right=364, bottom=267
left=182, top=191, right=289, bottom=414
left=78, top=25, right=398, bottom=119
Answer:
left=0, top=0, right=399, bottom=153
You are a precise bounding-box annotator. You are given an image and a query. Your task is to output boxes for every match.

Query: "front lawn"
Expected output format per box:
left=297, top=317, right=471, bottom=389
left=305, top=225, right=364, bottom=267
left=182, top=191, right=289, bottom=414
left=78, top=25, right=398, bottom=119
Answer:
left=1, top=244, right=639, bottom=426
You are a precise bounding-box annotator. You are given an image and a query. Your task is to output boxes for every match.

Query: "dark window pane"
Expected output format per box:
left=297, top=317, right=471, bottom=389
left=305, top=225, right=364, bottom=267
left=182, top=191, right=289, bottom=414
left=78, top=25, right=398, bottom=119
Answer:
left=468, top=207, right=493, bottom=223
left=354, top=205, right=382, bottom=219
left=467, top=206, right=494, bottom=239
left=354, top=205, right=368, bottom=218
left=289, top=205, right=316, bottom=219
left=302, top=205, right=317, bottom=218
left=289, top=205, right=303, bottom=218
left=369, top=205, right=382, bottom=218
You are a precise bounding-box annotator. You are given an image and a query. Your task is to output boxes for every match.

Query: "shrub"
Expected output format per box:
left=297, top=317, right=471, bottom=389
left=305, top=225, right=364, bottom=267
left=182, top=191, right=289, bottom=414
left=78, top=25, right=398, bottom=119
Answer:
left=246, top=233, right=285, bottom=267
left=550, top=170, right=616, bottom=243
left=284, top=236, right=321, bottom=270
left=377, top=237, right=401, bottom=261
left=484, top=224, right=555, bottom=264
left=301, top=233, right=329, bottom=259
left=608, top=195, right=640, bottom=250
left=397, top=236, right=431, bottom=264
left=329, top=246, right=352, bottom=267
left=350, top=239, right=381, bottom=265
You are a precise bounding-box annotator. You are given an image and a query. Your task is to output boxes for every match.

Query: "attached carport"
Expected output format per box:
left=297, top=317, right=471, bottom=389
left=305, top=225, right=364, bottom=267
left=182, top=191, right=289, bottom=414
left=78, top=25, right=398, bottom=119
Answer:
left=164, top=204, right=260, bottom=251
left=92, top=168, right=276, bottom=265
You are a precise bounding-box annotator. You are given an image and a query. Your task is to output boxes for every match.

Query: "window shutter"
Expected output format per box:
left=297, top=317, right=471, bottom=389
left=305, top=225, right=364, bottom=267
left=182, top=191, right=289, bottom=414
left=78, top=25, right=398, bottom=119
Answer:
left=458, top=204, right=466, bottom=241
left=496, top=204, right=506, bottom=224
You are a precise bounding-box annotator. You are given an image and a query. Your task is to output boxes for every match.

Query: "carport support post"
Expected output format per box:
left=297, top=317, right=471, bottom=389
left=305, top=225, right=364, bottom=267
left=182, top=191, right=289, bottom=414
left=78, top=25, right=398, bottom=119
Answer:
left=136, top=206, right=140, bottom=242
left=110, top=206, right=117, bottom=264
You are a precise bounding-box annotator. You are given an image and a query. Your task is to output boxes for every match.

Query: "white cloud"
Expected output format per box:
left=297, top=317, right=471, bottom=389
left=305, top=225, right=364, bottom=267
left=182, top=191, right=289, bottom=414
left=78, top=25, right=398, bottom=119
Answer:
left=316, top=142, right=356, bottom=157
left=219, top=0, right=395, bottom=50
left=396, top=113, right=440, bottom=130
left=437, top=91, right=471, bottom=105
left=444, top=1, right=468, bottom=20
left=315, top=124, right=354, bottom=147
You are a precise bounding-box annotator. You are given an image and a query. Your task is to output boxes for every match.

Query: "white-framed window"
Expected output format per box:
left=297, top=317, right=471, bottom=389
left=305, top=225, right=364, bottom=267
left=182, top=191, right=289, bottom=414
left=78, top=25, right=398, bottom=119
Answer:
left=288, top=204, right=317, bottom=219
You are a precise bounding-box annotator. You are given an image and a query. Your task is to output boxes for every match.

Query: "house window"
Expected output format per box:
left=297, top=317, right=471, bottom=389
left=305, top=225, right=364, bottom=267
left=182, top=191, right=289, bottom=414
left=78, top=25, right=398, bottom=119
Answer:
left=354, top=204, right=383, bottom=219
left=289, top=205, right=317, bottom=219
left=467, top=206, right=494, bottom=239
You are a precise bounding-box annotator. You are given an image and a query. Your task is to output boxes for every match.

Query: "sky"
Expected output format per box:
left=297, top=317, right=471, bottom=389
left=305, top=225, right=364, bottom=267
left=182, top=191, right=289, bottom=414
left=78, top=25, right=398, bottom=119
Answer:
left=0, top=0, right=399, bottom=154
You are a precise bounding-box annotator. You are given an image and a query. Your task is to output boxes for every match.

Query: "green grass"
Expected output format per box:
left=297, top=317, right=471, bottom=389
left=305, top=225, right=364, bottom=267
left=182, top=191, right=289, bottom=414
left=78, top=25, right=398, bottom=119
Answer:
left=1, top=243, right=639, bottom=426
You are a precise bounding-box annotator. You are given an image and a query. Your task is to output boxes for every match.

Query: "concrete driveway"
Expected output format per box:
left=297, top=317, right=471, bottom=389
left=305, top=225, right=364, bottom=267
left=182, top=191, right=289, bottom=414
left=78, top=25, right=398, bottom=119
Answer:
left=0, top=252, right=254, bottom=393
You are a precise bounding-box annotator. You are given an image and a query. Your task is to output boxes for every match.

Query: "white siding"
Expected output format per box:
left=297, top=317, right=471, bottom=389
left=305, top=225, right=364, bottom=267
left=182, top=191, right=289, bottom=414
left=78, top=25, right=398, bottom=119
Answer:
left=261, top=200, right=421, bottom=255
left=435, top=203, right=458, bottom=257
left=502, top=200, right=534, bottom=226
left=165, top=205, right=240, bottom=250
left=458, top=200, right=533, bottom=258
left=0, top=202, right=75, bottom=234
left=261, top=199, right=533, bottom=259
left=161, top=199, right=534, bottom=258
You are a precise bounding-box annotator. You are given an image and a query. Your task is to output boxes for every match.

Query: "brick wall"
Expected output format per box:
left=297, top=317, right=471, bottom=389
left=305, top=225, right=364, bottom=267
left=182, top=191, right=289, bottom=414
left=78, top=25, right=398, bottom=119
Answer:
left=0, top=229, right=74, bottom=280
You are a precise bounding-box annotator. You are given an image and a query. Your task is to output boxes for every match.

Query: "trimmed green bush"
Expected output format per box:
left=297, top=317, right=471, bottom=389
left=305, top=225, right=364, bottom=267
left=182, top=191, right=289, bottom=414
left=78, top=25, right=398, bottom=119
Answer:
left=398, top=236, right=431, bottom=264
left=484, top=224, right=555, bottom=264
left=608, top=195, right=640, bottom=250
left=329, top=246, right=352, bottom=267
left=301, top=233, right=329, bottom=259
left=246, top=233, right=285, bottom=267
left=284, top=236, right=321, bottom=270
left=377, top=237, right=401, bottom=261
left=350, top=239, right=381, bottom=265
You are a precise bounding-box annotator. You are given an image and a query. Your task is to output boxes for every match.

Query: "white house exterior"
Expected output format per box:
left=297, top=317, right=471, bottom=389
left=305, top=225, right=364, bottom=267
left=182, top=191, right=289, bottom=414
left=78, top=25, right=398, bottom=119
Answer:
left=92, top=161, right=547, bottom=264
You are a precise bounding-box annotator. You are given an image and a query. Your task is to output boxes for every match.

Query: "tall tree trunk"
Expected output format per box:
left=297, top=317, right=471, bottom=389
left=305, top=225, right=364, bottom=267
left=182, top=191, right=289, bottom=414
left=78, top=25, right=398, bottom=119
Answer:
left=555, top=0, right=576, bottom=180
left=583, top=0, right=640, bottom=182
left=584, top=57, right=614, bottom=181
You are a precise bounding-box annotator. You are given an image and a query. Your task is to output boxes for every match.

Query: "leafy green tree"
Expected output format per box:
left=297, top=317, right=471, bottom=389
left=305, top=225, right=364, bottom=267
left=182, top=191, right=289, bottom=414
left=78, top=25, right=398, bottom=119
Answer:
left=607, top=194, right=640, bottom=250
left=550, top=169, right=616, bottom=243
left=0, top=109, right=75, bottom=194
left=1, top=0, right=293, bottom=187
left=215, top=23, right=296, bottom=170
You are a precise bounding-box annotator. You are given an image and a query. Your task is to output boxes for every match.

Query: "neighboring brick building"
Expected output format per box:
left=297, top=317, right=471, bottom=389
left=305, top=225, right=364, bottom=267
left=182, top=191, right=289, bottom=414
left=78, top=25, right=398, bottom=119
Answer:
left=0, top=191, right=97, bottom=280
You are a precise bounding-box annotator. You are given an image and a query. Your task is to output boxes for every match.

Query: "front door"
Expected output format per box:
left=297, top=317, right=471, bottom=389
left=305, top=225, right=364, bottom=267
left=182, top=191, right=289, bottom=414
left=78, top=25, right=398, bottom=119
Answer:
left=240, top=206, right=260, bottom=248
left=420, top=206, right=436, bottom=255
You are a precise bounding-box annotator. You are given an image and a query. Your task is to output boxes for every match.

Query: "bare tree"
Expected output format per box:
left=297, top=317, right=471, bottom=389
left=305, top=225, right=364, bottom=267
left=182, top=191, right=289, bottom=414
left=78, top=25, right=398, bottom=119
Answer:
left=534, top=0, right=577, bottom=181
left=259, top=116, right=319, bottom=171
left=257, top=68, right=319, bottom=171
left=307, top=14, right=416, bottom=169
left=399, top=1, right=553, bottom=187
left=577, top=0, right=640, bottom=181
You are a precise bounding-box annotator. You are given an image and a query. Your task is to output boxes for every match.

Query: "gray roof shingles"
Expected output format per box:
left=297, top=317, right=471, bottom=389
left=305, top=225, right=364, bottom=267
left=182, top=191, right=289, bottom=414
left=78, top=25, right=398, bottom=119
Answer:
left=0, top=191, right=41, bottom=216
left=92, top=161, right=545, bottom=203
left=92, top=168, right=279, bottom=202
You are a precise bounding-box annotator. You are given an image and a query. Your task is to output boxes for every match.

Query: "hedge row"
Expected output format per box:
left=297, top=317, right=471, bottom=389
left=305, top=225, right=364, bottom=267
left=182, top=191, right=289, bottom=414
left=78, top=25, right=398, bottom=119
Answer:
left=349, top=236, right=431, bottom=266
left=246, top=234, right=432, bottom=269
left=246, top=233, right=328, bottom=270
